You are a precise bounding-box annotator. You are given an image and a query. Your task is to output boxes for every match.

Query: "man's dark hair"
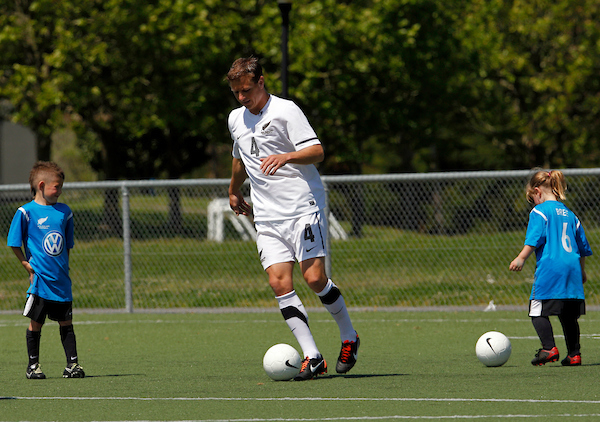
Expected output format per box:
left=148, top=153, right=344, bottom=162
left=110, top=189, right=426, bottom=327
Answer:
left=226, top=57, right=263, bottom=83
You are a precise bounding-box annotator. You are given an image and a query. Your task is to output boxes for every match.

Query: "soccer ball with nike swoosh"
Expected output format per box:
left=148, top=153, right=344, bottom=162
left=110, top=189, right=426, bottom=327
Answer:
left=263, top=343, right=302, bottom=381
left=476, top=331, right=512, bottom=367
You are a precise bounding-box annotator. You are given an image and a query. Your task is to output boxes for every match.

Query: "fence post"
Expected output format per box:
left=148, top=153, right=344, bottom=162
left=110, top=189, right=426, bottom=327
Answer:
left=323, top=181, right=332, bottom=278
left=121, top=184, right=133, bottom=313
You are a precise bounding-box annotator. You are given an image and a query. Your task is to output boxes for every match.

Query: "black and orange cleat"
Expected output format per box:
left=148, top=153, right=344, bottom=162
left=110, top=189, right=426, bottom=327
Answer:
left=336, top=334, right=360, bottom=374
left=294, top=355, right=327, bottom=381
left=531, top=347, right=559, bottom=366
left=561, top=354, right=581, bottom=366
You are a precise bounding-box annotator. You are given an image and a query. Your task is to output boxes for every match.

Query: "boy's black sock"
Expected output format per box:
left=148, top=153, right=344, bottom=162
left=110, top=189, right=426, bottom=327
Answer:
left=26, top=329, right=41, bottom=367
left=531, top=316, right=555, bottom=350
left=60, top=324, right=78, bottom=365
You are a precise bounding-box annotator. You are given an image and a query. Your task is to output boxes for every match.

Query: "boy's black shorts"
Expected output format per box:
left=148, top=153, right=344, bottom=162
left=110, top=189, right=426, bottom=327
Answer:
left=23, top=294, right=73, bottom=324
left=529, top=299, right=585, bottom=318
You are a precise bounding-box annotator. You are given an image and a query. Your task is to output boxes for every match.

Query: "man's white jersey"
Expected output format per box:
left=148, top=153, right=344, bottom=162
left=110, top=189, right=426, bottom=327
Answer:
left=228, top=95, right=326, bottom=221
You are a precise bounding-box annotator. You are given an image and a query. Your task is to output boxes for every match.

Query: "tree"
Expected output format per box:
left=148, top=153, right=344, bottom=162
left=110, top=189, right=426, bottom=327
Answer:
left=3, top=0, right=600, bottom=179
left=0, top=0, right=264, bottom=178
left=277, top=0, right=474, bottom=174
left=257, top=0, right=475, bottom=235
left=61, top=0, right=259, bottom=232
left=61, top=0, right=255, bottom=180
left=458, top=0, right=600, bottom=169
left=0, top=0, right=80, bottom=160
left=0, top=0, right=265, bottom=233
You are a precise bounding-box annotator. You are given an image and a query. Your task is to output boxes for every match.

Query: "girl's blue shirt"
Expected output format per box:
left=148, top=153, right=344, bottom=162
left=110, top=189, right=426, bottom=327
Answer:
left=524, top=200, right=592, bottom=300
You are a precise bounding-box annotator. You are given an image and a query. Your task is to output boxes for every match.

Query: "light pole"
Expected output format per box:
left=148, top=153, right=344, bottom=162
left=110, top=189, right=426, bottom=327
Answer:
left=278, top=0, right=292, bottom=98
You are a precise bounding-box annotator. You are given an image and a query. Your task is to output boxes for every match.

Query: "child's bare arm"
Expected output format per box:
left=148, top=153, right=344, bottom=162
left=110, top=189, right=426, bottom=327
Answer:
left=509, top=245, right=536, bottom=272
left=580, top=256, right=587, bottom=284
left=11, top=246, right=34, bottom=282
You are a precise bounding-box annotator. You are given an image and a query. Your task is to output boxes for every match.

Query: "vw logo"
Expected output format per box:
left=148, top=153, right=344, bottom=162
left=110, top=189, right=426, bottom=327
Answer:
left=43, top=231, right=64, bottom=256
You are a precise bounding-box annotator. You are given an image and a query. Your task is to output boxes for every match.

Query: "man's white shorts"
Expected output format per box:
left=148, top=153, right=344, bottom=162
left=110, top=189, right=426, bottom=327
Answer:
left=255, top=210, right=327, bottom=270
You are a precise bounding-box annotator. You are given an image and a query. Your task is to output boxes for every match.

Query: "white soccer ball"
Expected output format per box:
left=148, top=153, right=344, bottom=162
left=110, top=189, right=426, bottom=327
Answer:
left=263, top=343, right=302, bottom=381
left=476, top=331, right=512, bottom=367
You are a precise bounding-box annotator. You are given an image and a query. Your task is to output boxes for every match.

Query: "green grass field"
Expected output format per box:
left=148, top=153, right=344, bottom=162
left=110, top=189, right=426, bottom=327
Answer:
left=1, top=185, right=599, bottom=311
left=2, top=310, right=600, bottom=421
left=2, top=225, right=599, bottom=310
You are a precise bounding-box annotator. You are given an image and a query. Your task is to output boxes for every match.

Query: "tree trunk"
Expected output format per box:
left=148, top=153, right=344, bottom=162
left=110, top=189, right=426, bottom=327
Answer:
left=36, top=135, right=51, bottom=161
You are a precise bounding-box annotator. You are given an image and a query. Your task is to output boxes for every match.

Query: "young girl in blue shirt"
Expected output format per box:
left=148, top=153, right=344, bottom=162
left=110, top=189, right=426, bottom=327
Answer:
left=510, top=169, right=592, bottom=366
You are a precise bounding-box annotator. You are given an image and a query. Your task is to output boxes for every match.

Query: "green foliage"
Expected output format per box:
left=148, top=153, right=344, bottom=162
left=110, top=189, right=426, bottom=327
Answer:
left=1, top=0, right=600, bottom=177
left=0, top=0, right=257, bottom=178
left=57, top=0, right=251, bottom=179
left=0, top=0, right=79, bottom=159
left=459, top=0, right=600, bottom=168
left=286, top=0, right=472, bottom=173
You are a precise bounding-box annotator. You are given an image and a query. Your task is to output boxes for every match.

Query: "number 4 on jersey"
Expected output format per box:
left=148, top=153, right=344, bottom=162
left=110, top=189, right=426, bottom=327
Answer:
left=251, top=137, right=259, bottom=157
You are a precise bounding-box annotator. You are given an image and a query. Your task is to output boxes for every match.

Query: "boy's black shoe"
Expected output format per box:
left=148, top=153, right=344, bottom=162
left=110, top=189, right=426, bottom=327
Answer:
left=336, top=334, right=360, bottom=374
left=294, top=355, right=327, bottom=381
left=561, top=354, right=581, bottom=366
left=26, top=363, right=46, bottom=379
left=531, top=347, right=559, bottom=366
left=63, top=363, right=85, bottom=378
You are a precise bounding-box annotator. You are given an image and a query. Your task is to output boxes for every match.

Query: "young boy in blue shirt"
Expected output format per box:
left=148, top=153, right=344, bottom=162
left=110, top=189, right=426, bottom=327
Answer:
left=510, top=169, right=592, bottom=366
left=7, top=161, right=85, bottom=379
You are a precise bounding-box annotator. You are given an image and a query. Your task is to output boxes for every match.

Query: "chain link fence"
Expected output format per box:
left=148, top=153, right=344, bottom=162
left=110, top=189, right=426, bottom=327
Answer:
left=1, top=169, right=599, bottom=312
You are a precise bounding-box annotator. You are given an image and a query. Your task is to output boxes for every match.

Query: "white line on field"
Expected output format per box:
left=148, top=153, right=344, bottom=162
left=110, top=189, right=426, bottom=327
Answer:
left=50, top=415, right=600, bottom=422
left=4, top=396, right=600, bottom=405
left=3, top=319, right=600, bottom=343
left=0, top=317, right=591, bottom=326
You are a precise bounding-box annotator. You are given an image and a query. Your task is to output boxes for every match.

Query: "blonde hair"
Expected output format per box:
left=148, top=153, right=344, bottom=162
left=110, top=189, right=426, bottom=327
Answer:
left=525, top=168, right=566, bottom=204
left=29, top=161, right=65, bottom=198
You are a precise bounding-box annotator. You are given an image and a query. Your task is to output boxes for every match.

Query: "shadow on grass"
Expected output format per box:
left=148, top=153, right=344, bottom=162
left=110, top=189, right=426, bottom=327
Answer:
left=0, top=373, right=145, bottom=386
left=545, top=363, right=600, bottom=368
left=318, top=373, right=408, bottom=380
left=83, top=373, right=144, bottom=378
left=1, top=374, right=143, bottom=400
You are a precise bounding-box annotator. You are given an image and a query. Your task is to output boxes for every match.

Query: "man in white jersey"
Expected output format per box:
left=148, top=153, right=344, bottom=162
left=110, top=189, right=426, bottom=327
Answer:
left=226, top=57, right=359, bottom=380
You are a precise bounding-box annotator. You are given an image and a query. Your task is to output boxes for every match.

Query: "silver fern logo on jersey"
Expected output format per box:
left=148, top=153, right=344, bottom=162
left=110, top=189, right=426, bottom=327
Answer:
left=37, top=216, right=50, bottom=229
left=43, top=231, right=64, bottom=256
left=261, top=121, right=275, bottom=135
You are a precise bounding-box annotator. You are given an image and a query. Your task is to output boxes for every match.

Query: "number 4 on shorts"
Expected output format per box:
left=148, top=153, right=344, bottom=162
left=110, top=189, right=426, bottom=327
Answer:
left=304, top=224, right=315, bottom=242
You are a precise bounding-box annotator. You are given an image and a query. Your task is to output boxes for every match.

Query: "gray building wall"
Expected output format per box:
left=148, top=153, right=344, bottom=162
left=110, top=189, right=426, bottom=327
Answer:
left=0, top=121, right=37, bottom=184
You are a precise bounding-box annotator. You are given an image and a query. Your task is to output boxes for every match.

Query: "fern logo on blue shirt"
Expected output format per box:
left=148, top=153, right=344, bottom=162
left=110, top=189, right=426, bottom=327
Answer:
left=37, top=216, right=50, bottom=229
left=43, top=231, right=64, bottom=256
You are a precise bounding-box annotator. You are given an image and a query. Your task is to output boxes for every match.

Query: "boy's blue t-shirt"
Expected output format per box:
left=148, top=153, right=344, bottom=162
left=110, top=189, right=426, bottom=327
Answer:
left=7, top=201, right=74, bottom=302
left=524, top=200, right=592, bottom=300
